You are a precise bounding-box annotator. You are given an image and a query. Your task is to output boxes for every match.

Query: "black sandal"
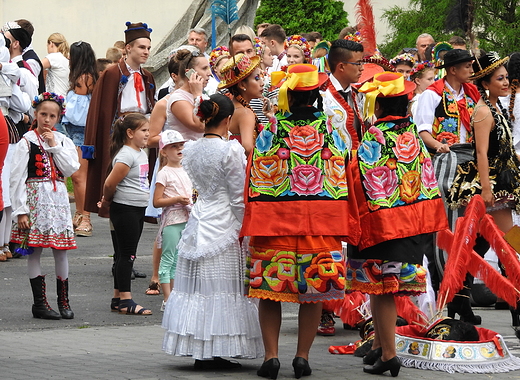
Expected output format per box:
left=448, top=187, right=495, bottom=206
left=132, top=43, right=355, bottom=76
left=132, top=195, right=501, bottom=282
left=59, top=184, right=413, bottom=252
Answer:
left=110, top=297, right=120, bottom=312
left=118, top=299, right=152, bottom=315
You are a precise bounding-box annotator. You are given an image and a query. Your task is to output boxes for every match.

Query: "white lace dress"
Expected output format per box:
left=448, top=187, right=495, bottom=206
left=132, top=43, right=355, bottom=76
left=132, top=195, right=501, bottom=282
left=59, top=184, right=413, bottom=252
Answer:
left=162, top=138, right=263, bottom=360
left=10, top=130, right=79, bottom=249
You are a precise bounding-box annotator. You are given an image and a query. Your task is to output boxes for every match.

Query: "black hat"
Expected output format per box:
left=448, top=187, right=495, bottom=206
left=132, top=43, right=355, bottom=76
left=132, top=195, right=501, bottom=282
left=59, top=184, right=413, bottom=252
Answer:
left=435, top=49, right=473, bottom=69
left=471, top=51, right=509, bottom=80
left=2, top=21, right=31, bottom=50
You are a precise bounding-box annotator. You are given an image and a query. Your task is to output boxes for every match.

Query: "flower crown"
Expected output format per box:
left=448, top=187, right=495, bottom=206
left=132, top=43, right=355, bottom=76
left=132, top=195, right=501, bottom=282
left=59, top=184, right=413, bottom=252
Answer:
left=32, top=92, right=66, bottom=115
left=344, top=32, right=362, bottom=43
left=254, top=37, right=265, bottom=57
left=410, top=61, right=435, bottom=77
left=390, top=53, right=416, bottom=67
left=284, top=35, right=311, bottom=63
left=209, top=46, right=230, bottom=70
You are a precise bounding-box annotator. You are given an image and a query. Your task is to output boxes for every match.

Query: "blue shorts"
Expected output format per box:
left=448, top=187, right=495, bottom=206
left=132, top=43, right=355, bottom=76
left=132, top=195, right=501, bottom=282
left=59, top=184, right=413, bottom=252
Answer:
left=62, top=122, right=85, bottom=146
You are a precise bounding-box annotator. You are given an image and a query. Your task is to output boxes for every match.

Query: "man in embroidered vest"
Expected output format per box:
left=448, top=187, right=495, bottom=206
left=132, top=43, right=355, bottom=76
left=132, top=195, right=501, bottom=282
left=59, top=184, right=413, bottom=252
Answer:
left=322, top=39, right=365, bottom=153
left=415, top=49, right=485, bottom=324
left=84, top=22, right=155, bottom=278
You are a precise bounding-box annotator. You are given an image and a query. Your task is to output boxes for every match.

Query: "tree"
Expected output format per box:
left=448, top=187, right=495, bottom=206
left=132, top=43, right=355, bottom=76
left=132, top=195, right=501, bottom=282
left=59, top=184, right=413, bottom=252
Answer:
left=379, top=0, right=520, bottom=58
left=254, top=0, right=349, bottom=41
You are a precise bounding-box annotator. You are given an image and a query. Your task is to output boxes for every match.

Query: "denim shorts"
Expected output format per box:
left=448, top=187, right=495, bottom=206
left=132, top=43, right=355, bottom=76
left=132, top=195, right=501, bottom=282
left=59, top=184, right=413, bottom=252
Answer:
left=62, top=122, right=85, bottom=146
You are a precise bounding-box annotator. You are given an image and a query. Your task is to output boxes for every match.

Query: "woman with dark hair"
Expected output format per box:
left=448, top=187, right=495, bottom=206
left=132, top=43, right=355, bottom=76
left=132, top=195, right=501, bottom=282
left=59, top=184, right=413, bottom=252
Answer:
left=62, top=41, right=98, bottom=237
left=348, top=72, right=448, bottom=376
left=218, top=53, right=263, bottom=155
left=162, top=93, right=263, bottom=368
left=242, top=64, right=356, bottom=379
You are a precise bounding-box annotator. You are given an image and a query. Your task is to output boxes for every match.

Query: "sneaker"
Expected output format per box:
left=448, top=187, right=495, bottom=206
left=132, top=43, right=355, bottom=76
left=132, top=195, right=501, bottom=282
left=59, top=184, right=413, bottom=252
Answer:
left=160, top=300, right=166, bottom=312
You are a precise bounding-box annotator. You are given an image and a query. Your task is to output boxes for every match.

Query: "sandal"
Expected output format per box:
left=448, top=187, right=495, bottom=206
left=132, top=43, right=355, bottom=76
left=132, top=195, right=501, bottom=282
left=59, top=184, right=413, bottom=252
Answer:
left=118, top=299, right=152, bottom=315
left=0, top=252, right=6, bottom=262
left=145, top=281, right=161, bottom=295
left=110, top=297, right=120, bottom=312
left=72, top=211, right=83, bottom=229
left=75, top=214, right=93, bottom=237
left=3, top=244, right=12, bottom=259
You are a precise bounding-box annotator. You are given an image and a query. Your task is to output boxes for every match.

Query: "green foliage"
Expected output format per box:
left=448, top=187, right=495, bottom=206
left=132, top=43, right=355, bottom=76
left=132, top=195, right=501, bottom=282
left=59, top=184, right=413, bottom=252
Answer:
left=380, top=0, right=520, bottom=58
left=254, top=0, right=348, bottom=41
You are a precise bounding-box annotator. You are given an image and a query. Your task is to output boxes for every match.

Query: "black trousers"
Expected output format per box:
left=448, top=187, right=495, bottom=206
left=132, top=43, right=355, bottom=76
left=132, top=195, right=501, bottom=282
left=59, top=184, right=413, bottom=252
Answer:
left=110, top=202, right=145, bottom=293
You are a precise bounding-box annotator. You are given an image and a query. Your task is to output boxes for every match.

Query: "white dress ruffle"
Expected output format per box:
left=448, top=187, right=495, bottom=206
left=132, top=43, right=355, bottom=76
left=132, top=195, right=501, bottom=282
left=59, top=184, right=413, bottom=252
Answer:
left=162, top=138, right=263, bottom=360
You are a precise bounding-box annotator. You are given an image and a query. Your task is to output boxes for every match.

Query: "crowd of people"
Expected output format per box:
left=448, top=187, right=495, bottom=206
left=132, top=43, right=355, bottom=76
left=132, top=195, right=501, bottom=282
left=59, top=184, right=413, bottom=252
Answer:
left=1, top=16, right=520, bottom=378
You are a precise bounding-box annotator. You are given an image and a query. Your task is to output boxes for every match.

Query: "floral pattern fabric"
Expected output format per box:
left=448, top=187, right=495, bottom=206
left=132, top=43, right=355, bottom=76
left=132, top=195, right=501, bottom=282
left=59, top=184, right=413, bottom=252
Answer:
left=249, top=110, right=349, bottom=201
left=248, top=236, right=346, bottom=303
left=431, top=88, right=476, bottom=145
left=357, top=117, right=442, bottom=212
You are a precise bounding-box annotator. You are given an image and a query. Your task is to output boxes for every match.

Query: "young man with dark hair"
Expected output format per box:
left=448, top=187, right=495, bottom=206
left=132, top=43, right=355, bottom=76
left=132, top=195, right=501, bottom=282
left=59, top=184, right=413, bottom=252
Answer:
left=230, top=34, right=255, bottom=57
left=256, top=22, right=271, bottom=37
left=260, top=24, right=287, bottom=71
left=13, top=19, right=45, bottom=94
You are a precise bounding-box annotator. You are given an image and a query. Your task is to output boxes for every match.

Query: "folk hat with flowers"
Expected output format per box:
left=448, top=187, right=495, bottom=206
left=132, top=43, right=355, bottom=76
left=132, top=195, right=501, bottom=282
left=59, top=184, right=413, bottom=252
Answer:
left=358, top=72, right=416, bottom=120
left=471, top=51, right=509, bottom=80
left=271, top=63, right=328, bottom=113
left=284, top=35, right=312, bottom=64
left=218, top=53, right=261, bottom=89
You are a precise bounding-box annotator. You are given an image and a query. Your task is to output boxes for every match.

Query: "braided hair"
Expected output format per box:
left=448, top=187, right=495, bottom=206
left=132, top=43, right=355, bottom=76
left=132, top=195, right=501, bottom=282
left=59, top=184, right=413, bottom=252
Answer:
left=507, top=52, right=520, bottom=121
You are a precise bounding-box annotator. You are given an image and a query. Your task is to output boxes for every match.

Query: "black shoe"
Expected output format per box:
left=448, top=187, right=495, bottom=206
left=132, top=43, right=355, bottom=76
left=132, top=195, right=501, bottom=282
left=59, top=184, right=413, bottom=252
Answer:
left=133, top=269, right=146, bottom=278
left=257, top=358, right=280, bottom=379
left=363, top=347, right=382, bottom=365
left=194, top=357, right=241, bottom=370
left=292, top=357, right=311, bottom=379
left=363, top=357, right=401, bottom=377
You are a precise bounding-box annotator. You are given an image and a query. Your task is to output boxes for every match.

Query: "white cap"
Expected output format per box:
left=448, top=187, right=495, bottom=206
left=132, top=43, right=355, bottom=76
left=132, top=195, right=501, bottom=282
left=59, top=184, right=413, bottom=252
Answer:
left=159, top=130, right=186, bottom=149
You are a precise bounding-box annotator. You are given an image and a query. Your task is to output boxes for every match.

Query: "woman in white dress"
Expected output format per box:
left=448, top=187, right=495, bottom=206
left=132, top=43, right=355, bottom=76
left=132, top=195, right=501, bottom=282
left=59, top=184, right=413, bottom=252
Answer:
left=162, top=93, right=263, bottom=369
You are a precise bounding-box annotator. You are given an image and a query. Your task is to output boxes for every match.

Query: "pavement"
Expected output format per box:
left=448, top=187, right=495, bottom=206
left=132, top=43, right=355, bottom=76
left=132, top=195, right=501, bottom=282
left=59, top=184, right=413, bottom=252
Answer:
left=2, top=210, right=520, bottom=379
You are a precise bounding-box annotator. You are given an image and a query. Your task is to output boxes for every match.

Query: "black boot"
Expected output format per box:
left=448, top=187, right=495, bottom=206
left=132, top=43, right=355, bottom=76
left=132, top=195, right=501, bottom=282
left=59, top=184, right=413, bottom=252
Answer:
left=30, top=275, right=61, bottom=320
left=57, top=278, right=74, bottom=319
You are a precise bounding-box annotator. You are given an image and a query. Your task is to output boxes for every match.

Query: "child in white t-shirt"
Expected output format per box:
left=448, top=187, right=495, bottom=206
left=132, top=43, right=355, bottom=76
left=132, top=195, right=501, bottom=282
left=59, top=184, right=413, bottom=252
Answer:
left=153, top=130, right=192, bottom=311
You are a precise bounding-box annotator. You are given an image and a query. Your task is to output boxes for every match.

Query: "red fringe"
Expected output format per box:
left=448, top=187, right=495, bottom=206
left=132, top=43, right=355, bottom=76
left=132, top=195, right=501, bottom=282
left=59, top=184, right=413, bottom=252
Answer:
left=466, top=250, right=519, bottom=307
left=395, top=296, right=428, bottom=330
left=479, top=214, right=520, bottom=290
left=355, top=0, right=377, bottom=56
left=334, top=291, right=366, bottom=326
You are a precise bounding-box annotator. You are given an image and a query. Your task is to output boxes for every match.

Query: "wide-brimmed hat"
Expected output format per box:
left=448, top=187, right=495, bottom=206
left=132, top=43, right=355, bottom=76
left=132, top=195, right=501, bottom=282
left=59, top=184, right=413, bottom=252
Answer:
left=358, top=72, right=416, bottom=119
left=218, top=53, right=261, bottom=89
left=271, top=63, right=328, bottom=113
left=435, top=49, right=473, bottom=69
left=472, top=51, right=509, bottom=80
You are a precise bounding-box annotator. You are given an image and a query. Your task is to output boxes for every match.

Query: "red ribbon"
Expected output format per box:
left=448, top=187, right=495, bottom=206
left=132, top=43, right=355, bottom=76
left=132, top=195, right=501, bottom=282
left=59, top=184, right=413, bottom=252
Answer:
left=133, top=72, right=144, bottom=109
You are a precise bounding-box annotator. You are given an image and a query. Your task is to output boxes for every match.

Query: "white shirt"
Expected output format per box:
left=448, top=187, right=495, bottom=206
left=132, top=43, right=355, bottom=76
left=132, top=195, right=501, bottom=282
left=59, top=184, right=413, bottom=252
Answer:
left=44, top=52, right=69, bottom=97
left=415, top=80, right=469, bottom=143
left=120, top=63, right=148, bottom=114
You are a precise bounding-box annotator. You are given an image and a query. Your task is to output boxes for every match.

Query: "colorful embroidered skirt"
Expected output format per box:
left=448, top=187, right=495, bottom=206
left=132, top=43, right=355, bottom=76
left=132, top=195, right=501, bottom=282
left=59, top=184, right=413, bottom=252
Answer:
left=346, top=258, right=426, bottom=296
left=248, top=235, right=346, bottom=303
left=11, top=180, right=76, bottom=250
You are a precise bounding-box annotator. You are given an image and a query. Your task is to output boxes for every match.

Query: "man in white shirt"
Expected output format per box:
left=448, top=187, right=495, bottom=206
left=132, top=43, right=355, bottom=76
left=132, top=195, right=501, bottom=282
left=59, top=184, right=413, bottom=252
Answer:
left=260, top=24, right=287, bottom=73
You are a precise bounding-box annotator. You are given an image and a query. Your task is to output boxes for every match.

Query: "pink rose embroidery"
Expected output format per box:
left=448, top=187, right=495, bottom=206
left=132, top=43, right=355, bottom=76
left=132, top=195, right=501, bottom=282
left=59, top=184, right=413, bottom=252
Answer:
left=392, top=132, right=420, bottom=164
left=368, top=126, right=385, bottom=145
left=284, top=125, right=324, bottom=157
left=363, top=166, right=398, bottom=200
left=421, top=157, right=438, bottom=189
left=290, top=165, right=324, bottom=195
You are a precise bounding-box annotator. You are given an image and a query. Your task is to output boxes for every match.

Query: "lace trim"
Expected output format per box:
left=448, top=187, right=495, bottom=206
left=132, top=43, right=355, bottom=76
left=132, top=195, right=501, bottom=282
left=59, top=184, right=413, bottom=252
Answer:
left=177, top=219, right=242, bottom=261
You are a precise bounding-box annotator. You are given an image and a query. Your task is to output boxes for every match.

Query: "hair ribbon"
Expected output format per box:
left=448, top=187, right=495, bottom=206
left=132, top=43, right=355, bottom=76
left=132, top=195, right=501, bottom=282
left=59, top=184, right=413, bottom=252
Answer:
left=272, top=69, right=319, bottom=113
left=358, top=74, right=405, bottom=120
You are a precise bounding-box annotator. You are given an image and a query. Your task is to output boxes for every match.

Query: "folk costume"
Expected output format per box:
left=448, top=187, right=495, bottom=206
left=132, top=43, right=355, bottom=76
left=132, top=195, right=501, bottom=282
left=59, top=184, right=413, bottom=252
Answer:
left=83, top=22, right=155, bottom=213
left=242, top=64, right=361, bottom=304
left=346, top=72, right=448, bottom=296
left=447, top=53, right=520, bottom=212
left=414, top=49, right=481, bottom=297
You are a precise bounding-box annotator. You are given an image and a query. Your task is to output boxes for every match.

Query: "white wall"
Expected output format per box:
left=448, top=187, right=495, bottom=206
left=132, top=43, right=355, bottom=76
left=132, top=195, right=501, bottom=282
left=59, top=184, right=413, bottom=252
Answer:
left=1, top=0, right=192, bottom=60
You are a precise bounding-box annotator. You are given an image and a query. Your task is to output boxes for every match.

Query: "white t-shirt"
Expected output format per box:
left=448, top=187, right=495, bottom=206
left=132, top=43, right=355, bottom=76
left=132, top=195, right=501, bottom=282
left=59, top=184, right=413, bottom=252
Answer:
left=112, top=145, right=150, bottom=207
left=45, top=52, right=69, bottom=97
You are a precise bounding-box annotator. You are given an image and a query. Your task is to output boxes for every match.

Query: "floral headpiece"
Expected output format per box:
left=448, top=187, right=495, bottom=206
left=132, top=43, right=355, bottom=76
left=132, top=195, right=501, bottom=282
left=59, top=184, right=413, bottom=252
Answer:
left=284, top=35, right=311, bottom=63
left=433, top=42, right=452, bottom=62
left=410, top=61, right=435, bottom=78
left=218, top=53, right=261, bottom=89
left=390, top=53, right=415, bottom=67
left=344, top=32, right=363, bottom=43
left=362, top=49, right=395, bottom=72
left=32, top=92, right=66, bottom=115
left=254, top=37, right=265, bottom=57
left=209, top=45, right=230, bottom=70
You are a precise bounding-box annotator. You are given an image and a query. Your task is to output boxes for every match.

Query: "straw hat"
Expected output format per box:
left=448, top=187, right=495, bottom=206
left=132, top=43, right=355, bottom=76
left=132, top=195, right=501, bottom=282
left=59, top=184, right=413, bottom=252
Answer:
left=472, top=51, right=509, bottom=80
left=218, top=53, right=261, bottom=89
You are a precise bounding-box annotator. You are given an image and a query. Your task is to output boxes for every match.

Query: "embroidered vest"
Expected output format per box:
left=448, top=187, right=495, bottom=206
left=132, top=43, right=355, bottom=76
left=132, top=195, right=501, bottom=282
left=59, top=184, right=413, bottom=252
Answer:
left=431, top=88, right=476, bottom=144
left=27, top=142, right=64, bottom=180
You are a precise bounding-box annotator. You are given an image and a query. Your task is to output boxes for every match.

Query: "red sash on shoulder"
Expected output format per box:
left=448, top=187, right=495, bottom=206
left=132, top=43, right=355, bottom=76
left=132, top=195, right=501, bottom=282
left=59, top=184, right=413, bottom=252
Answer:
left=327, top=82, right=361, bottom=150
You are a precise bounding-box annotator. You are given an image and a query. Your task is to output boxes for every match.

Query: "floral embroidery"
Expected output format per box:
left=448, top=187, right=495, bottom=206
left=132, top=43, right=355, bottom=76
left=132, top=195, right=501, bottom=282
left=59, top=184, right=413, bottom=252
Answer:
left=249, top=112, right=349, bottom=200
left=357, top=118, right=442, bottom=211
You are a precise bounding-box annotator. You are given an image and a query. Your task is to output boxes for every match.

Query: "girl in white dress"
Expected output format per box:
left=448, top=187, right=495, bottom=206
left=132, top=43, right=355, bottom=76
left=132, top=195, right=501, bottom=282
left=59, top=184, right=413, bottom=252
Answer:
left=162, top=93, right=263, bottom=369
